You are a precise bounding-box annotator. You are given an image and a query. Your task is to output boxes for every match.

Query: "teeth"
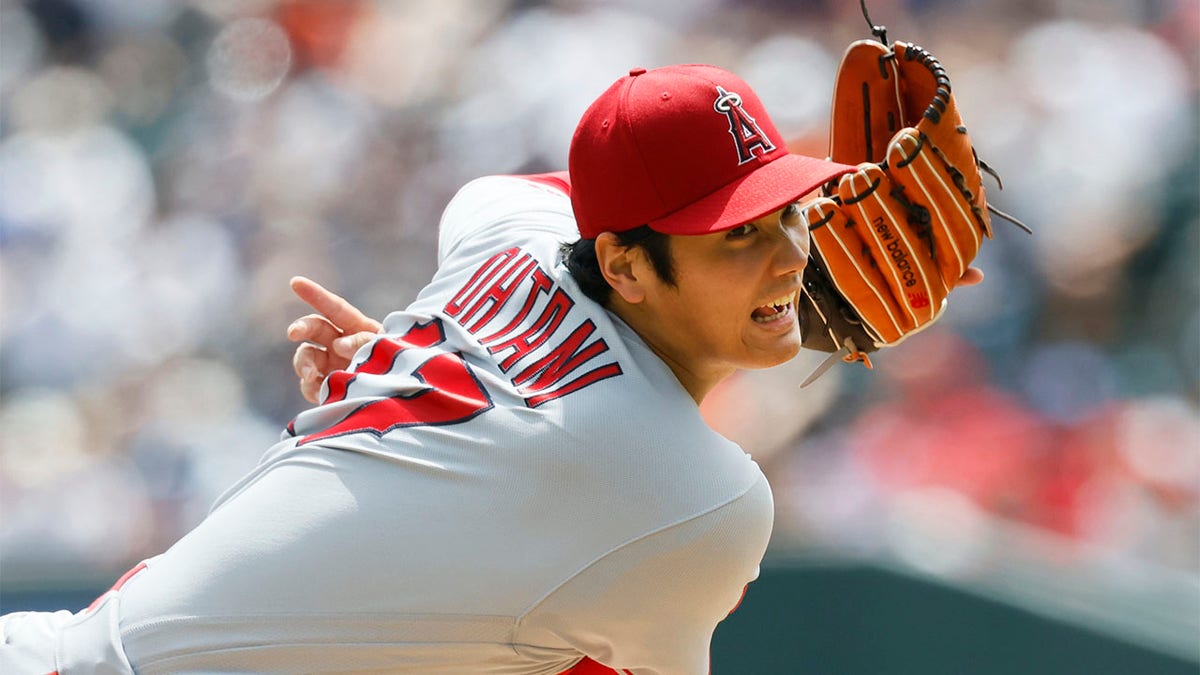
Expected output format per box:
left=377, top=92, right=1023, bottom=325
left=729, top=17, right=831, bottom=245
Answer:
left=767, top=291, right=798, bottom=308
left=753, top=291, right=799, bottom=323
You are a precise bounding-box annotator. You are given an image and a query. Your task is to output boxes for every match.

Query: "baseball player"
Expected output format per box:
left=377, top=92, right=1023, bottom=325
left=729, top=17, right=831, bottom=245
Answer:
left=1, top=55, right=990, bottom=672
left=1, top=63, right=854, bottom=675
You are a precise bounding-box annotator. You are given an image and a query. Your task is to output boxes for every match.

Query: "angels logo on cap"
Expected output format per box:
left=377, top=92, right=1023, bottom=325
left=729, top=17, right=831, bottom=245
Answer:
left=713, top=85, right=776, bottom=165
left=569, top=64, right=855, bottom=239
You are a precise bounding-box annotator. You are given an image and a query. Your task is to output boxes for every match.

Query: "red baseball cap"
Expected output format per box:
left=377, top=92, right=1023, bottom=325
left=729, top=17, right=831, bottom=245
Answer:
left=569, top=64, right=855, bottom=239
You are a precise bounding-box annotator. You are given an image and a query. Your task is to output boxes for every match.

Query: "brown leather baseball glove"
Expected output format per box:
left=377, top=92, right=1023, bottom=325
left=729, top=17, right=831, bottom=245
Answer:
left=798, top=20, right=1028, bottom=385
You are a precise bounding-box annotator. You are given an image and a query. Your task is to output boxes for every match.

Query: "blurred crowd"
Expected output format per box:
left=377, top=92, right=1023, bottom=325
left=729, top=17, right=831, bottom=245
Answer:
left=0, top=0, right=1197, bottom=627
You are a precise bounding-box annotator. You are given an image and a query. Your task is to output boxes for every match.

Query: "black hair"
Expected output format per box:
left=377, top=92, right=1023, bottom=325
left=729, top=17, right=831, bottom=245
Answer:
left=560, top=225, right=676, bottom=307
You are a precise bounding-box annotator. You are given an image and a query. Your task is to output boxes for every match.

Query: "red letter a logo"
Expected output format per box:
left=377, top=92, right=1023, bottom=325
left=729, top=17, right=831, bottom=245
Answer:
left=713, top=86, right=776, bottom=164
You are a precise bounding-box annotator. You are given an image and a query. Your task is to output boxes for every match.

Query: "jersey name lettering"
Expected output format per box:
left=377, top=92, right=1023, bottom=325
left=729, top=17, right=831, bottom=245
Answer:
left=294, top=248, right=623, bottom=444
left=445, top=247, right=622, bottom=407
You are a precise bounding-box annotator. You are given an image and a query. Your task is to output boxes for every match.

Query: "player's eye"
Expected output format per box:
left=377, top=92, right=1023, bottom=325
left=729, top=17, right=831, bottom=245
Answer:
left=781, top=202, right=801, bottom=225
left=727, top=223, right=757, bottom=239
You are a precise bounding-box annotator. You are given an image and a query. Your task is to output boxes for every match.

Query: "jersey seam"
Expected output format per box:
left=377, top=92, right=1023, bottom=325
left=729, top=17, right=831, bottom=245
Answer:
left=123, top=612, right=525, bottom=669
left=133, top=641, right=524, bottom=673
left=120, top=612, right=518, bottom=638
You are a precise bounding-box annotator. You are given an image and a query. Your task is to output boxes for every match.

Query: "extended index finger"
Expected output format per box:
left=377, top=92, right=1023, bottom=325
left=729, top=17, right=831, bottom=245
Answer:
left=290, top=276, right=382, bottom=335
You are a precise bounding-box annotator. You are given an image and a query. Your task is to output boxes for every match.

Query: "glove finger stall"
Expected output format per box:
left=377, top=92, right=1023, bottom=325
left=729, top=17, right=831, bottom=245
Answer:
left=835, top=163, right=948, bottom=337
left=828, top=39, right=906, bottom=165
left=805, top=195, right=901, bottom=346
left=799, top=200, right=881, bottom=354
left=894, top=41, right=994, bottom=238
left=886, top=128, right=982, bottom=283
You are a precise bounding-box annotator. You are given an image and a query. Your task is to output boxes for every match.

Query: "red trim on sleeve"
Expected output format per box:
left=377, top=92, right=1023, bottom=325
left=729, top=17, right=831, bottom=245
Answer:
left=728, top=583, right=749, bottom=616
left=85, top=561, right=148, bottom=613
left=513, top=171, right=571, bottom=196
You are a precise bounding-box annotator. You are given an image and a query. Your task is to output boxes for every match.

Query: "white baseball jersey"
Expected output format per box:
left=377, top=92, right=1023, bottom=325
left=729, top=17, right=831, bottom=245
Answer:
left=0, top=174, right=774, bottom=675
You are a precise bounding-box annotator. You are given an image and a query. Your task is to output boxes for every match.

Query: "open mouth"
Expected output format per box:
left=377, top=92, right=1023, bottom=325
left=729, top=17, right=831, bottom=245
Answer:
left=752, top=291, right=798, bottom=324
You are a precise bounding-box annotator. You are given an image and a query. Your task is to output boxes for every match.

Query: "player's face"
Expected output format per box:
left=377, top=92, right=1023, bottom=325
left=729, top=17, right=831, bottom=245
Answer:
left=635, top=204, right=808, bottom=400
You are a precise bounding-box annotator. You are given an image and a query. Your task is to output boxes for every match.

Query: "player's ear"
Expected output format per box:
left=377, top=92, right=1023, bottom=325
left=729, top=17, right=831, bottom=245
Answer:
left=595, top=232, right=647, bottom=304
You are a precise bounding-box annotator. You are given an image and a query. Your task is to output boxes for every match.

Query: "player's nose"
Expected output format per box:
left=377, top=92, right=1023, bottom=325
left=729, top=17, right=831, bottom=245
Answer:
left=771, top=221, right=809, bottom=277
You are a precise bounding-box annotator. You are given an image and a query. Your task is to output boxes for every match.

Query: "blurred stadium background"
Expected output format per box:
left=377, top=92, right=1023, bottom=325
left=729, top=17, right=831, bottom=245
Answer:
left=0, top=0, right=1197, bottom=672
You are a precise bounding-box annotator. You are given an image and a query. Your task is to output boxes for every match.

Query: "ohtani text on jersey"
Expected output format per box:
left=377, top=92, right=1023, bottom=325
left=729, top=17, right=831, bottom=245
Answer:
left=290, top=246, right=621, bottom=445
left=444, top=246, right=623, bottom=408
